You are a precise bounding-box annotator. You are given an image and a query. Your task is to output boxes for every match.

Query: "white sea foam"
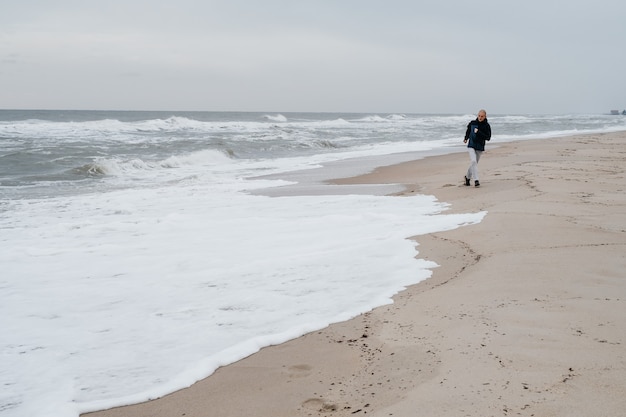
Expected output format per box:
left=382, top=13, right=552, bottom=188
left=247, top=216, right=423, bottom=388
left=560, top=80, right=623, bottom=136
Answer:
left=1, top=178, right=485, bottom=417
left=159, top=149, right=233, bottom=168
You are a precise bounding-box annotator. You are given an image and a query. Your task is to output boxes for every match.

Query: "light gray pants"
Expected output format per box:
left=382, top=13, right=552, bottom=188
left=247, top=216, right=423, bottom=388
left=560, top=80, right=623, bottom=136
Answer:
left=466, top=148, right=483, bottom=181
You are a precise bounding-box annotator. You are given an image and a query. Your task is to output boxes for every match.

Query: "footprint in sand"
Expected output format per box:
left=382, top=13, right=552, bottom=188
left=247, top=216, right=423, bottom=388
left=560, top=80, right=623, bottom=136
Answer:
left=302, top=398, right=338, bottom=412
left=286, top=364, right=312, bottom=378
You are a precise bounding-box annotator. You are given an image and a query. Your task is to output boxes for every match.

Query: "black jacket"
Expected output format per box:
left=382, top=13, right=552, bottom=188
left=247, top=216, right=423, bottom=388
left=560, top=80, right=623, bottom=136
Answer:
left=464, top=118, right=491, bottom=151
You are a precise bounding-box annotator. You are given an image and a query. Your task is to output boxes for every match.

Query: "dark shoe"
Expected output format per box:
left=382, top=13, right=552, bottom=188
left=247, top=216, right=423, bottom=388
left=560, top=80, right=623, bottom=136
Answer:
left=464, top=176, right=470, bottom=186
left=475, top=180, right=480, bottom=187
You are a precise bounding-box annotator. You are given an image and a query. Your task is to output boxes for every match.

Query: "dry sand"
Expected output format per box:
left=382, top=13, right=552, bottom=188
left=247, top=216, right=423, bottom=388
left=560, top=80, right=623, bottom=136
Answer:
left=84, top=132, right=626, bottom=417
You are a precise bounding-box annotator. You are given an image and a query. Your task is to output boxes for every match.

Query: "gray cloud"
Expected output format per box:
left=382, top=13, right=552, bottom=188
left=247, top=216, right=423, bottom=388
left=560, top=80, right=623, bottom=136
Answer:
left=1, top=0, right=625, bottom=113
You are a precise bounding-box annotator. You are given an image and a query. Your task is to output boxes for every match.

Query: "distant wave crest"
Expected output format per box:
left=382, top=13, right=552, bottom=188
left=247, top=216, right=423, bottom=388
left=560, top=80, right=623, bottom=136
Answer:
left=354, top=115, right=408, bottom=122
left=263, top=114, right=288, bottom=122
left=354, top=115, right=388, bottom=122
left=133, top=116, right=209, bottom=132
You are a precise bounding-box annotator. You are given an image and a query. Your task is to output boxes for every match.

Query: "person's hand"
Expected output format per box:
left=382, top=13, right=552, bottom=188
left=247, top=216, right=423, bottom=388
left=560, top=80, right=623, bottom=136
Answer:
left=464, top=138, right=468, bottom=143
left=474, top=128, right=478, bottom=133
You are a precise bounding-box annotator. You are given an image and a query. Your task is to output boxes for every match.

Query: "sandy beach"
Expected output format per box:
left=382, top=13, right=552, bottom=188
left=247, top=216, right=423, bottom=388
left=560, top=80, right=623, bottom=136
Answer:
left=83, top=132, right=626, bottom=417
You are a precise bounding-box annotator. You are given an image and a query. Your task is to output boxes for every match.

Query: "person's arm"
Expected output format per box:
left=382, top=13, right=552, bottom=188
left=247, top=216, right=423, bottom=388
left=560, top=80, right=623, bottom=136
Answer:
left=464, top=123, right=471, bottom=142
left=477, top=124, right=491, bottom=141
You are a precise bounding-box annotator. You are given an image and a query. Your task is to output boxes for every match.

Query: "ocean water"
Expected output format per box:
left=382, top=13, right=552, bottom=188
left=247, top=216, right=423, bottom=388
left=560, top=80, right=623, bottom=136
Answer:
left=1, top=110, right=625, bottom=417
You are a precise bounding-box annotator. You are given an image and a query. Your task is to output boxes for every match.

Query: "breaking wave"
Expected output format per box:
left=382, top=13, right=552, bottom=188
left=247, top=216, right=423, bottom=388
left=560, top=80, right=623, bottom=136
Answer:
left=263, top=114, right=288, bottom=122
left=73, top=149, right=233, bottom=177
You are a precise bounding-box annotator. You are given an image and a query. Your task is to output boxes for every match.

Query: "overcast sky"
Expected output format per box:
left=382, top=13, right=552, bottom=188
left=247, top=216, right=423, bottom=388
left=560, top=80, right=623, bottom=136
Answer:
left=1, top=1, right=625, bottom=114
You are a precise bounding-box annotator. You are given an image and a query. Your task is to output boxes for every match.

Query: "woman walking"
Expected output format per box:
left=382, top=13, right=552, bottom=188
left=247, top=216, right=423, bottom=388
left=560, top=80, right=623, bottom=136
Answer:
left=464, top=109, right=492, bottom=187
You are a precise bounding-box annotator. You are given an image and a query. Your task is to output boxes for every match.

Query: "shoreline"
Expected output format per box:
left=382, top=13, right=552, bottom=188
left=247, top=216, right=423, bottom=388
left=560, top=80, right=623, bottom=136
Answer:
left=83, top=132, right=626, bottom=417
